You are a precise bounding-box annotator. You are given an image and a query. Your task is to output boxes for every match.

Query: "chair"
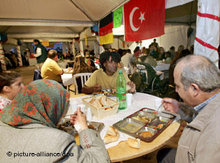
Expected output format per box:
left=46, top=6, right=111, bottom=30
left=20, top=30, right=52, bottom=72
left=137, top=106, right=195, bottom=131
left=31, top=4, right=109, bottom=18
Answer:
left=33, top=69, right=42, bottom=80
left=131, top=62, right=169, bottom=97
left=72, top=73, right=92, bottom=94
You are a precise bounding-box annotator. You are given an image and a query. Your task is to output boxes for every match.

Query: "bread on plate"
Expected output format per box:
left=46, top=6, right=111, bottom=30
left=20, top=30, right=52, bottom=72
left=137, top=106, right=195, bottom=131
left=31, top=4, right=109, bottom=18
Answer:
left=104, top=126, right=119, bottom=144
left=127, top=138, right=141, bottom=149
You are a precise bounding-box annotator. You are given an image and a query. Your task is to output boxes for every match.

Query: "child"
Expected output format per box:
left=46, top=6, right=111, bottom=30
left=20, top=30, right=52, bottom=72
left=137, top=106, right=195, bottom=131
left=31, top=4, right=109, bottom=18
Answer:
left=0, top=72, right=24, bottom=110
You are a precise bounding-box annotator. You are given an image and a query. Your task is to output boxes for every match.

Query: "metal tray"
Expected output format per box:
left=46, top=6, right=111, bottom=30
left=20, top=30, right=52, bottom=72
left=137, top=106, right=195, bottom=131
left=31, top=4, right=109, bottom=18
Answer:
left=87, top=121, right=104, bottom=133
left=136, top=127, right=157, bottom=140
left=131, top=110, right=157, bottom=124
left=113, top=108, right=176, bottom=142
left=113, top=118, right=145, bottom=135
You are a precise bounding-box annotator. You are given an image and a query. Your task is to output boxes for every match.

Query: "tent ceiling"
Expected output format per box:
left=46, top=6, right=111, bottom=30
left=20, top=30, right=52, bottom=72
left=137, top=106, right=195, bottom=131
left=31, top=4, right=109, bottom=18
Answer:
left=0, top=0, right=197, bottom=43
left=165, top=1, right=197, bottom=24
left=0, top=0, right=129, bottom=42
left=0, top=0, right=128, bottom=22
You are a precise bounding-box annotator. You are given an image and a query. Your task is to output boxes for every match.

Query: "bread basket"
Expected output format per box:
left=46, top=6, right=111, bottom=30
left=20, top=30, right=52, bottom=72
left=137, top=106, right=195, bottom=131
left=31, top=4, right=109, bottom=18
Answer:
left=82, top=95, right=119, bottom=119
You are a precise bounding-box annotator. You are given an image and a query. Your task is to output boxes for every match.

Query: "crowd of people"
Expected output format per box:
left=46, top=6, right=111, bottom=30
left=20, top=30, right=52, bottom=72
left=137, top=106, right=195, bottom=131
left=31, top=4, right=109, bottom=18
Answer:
left=0, top=38, right=220, bottom=163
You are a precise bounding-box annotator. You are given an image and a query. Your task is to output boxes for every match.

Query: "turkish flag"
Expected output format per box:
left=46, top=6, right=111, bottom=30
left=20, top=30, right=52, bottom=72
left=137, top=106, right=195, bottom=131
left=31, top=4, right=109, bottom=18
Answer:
left=124, top=0, right=165, bottom=41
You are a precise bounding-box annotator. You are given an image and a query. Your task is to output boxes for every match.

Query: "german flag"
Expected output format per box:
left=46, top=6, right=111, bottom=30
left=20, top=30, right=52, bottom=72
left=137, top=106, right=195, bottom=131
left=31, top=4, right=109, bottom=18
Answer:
left=99, top=13, right=113, bottom=45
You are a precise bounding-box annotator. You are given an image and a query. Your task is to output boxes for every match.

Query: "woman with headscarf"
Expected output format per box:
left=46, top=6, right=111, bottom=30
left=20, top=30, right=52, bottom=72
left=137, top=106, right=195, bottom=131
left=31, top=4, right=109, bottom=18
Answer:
left=0, top=79, right=110, bottom=163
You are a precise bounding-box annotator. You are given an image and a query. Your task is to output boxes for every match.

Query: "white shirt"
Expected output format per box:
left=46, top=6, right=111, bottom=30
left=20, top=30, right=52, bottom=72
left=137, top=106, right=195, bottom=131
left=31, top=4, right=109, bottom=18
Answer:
left=0, top=96, right=11, bottom=111
left=34, top=48, right=42, bottom=57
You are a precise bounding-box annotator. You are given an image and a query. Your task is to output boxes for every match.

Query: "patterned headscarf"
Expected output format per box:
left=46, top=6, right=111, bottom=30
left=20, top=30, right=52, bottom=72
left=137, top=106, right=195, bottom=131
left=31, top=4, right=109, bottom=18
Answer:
left=0, top=79, right=69, bottom=128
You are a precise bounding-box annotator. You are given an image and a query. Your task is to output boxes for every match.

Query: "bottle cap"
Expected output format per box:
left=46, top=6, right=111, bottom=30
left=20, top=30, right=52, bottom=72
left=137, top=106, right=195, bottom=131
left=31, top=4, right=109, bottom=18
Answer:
left=118, top=70, right=123, bottom=74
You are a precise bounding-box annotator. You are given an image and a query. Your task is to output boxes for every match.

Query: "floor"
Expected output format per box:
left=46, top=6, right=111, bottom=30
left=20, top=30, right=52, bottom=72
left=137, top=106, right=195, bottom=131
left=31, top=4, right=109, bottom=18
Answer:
left=13, top=65, right=181, bottom=163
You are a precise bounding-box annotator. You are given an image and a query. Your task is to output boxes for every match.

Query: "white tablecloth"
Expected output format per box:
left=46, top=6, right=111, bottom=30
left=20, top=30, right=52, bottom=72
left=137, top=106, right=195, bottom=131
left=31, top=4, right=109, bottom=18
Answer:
left=66, top=93, right=163, bottom=149
left=155, top=62, right=170, bottom=71
left=61, top=74, right=74, bottom=86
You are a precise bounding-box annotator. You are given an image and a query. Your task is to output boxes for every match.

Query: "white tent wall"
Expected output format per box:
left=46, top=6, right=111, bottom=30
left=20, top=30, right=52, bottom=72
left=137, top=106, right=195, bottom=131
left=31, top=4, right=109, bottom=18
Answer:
left=155, top=24, right=195, bottom=51
left=79, top=24, right=195, bottom=56
left=115, top=24, right=195, bottom=52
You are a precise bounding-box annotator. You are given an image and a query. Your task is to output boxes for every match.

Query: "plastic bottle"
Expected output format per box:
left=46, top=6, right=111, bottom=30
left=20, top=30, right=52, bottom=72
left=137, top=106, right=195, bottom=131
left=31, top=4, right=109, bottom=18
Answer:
left=116, top=70, right=127, bottom=110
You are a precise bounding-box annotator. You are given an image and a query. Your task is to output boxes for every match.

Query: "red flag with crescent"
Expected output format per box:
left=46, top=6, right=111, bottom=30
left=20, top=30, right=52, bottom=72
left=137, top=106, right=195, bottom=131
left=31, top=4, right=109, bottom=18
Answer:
left=124, top=0, right=165, bottom=41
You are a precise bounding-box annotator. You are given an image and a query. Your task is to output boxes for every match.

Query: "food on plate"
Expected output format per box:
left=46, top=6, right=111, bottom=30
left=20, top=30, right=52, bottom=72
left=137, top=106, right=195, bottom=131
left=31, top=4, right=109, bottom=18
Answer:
left=99, top=95, right=107, bottom=106
left=127, top=138, right=140, bottom=149
left=121, top=123, right=143, bottom=134
left=104, top=126, right=119, bottom=144
left=132, top=115, right=152, bottom=123
left=88, top=124, right=95, bottom=130
left=89, top=97, right=102, bottom=108
left=139, top=131, right=153, bottom=138
left=103, top=89, right=116, bottom=96
left=156, top=124, right=164, bottom=129
left=149, top=123, right=165, bottom=130
left=87, top=122, right=104, bottom=132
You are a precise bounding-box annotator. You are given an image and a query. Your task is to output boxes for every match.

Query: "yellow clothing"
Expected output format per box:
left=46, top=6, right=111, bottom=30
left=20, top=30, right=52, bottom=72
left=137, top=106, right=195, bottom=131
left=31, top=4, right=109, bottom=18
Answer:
left=41, top=58, right=62, bottom=82
left=85, top=69, right=130, bottom=90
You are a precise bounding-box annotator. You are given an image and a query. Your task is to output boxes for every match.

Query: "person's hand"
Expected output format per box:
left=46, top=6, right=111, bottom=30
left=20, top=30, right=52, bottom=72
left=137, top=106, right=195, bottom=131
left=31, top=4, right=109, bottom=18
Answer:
left=127, top=81, right=136, bottom=93
left=70, top=107, right=88, bottom=130
left=162, top=98, right=179, bottom=113
left=92, top=84, right=102, bottom=92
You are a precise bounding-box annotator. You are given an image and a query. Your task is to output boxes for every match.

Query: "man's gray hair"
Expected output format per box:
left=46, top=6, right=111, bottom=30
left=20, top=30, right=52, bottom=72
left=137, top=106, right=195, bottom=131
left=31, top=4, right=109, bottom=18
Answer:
left=177, top=55, right=220, bottom=92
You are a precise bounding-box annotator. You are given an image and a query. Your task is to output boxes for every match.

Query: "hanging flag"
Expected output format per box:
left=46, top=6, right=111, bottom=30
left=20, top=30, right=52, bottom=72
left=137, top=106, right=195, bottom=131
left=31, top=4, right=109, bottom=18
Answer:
left=124, top=0, right=165, bottom=41
left=99, top=13, right=113, bottom=45
left=113, top=6, right=123, bottom=28
left=194, top=0, right=219, bottom=66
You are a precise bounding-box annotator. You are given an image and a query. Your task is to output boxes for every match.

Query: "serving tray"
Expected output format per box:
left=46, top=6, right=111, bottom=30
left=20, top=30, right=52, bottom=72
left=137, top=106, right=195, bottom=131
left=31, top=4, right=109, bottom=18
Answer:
left=113, top=108, right=176, bottom=142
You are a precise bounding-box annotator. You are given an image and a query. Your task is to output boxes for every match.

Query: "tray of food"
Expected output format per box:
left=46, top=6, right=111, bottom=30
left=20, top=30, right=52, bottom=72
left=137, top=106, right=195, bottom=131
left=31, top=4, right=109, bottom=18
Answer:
left=102, top=89, right=116, bottom=97
left=113, top=108, right=176, bottom=142
left=58, top=119, right=104, bottom=135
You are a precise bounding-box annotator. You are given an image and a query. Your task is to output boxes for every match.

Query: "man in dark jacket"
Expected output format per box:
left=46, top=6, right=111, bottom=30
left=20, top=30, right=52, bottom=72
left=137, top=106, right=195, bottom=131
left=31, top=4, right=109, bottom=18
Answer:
left=33, top=39, right=47, bottom=66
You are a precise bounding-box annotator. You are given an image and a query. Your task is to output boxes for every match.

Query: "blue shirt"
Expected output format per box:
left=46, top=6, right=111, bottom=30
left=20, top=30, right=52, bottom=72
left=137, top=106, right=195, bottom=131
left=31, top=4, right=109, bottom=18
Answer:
left=193, top=92, right=220, bottom=117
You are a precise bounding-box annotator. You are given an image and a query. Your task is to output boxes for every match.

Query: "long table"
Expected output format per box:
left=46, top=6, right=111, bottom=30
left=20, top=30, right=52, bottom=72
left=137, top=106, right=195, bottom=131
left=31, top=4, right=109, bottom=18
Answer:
left=155, top=62, right=170, bottom=71
left=66, top=93, right=180, bottom=162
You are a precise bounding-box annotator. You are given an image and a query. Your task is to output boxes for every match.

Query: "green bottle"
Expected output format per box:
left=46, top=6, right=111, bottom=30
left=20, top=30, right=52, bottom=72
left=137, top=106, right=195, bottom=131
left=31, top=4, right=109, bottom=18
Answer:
left=116, top=70, right=127, bottom=110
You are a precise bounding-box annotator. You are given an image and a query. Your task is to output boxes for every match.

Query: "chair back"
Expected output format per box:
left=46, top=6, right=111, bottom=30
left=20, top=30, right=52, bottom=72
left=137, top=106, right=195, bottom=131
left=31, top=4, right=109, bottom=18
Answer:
left=73, top=73, right=92, bottom=94
left=33, top=69, right=42, bottom=80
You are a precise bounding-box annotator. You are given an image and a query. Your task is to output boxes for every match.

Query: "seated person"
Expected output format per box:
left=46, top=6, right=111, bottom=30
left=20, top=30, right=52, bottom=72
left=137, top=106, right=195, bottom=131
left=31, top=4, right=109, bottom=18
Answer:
left=0, top=72, right=24, bottom=111
left=158, top=55, right=220, bottom=163
left=82, top=51, right=136, bottom=94
left=121, top=49, right=133, bottom=74
left=41, top=49, right=64, bottom=83
left=84, top=52, right=96, bottom=72
left=0, top=79, right=110, bottom=162
left=149, top=44, right=159, bottom=59
left=138, top=54, right=157, bottom=67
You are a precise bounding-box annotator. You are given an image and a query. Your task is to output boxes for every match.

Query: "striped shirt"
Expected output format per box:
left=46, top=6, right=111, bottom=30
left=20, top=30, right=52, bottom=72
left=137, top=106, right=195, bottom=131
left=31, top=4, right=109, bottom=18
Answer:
left=194, top=92, right=220, bottom=115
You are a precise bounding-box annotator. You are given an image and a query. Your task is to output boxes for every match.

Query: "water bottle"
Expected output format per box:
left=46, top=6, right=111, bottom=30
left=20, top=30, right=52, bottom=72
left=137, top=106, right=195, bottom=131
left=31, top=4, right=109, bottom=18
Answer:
left=116, top=70, right=127, bottom=110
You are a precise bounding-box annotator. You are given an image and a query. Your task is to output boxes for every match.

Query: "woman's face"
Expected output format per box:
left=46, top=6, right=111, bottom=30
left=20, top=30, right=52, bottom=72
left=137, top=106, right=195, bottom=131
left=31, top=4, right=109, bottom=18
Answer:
left=9, top=77, right=24, bottom=100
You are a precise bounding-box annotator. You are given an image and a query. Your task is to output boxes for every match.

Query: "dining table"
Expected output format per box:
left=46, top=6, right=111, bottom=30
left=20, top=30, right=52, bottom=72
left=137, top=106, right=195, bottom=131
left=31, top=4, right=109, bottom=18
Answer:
left=61, top=73, right=74, bottom=87
left=66, top=92, right=180, bottom=162
left=155, top=62, right=170, bottom=71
